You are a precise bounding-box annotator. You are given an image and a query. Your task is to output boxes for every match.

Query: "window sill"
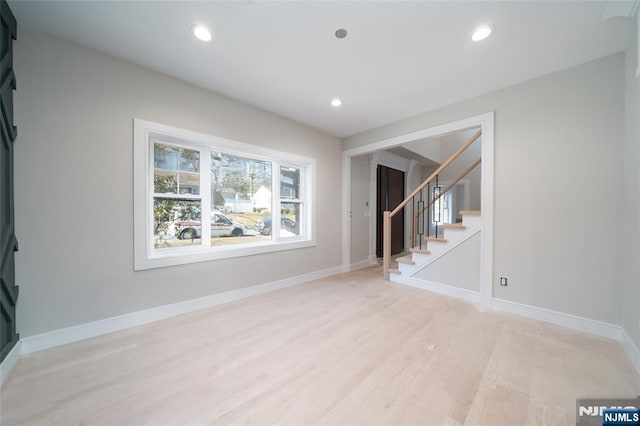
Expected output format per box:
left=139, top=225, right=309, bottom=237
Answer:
left=135, top=237, right=315, bottom=271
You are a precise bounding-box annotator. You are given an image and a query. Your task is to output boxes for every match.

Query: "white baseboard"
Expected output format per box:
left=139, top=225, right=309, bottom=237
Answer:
left=7, top=264, right=640, bottom=387
left=490, top=298, right=623, bottom=341
left=391, top=275, right=481, bottom=305
left=384, top=281, right=640, bottom=375
left=350, top=259, right=378, bottom=272
left=491, top=298, right=640, bottom=375
left=0, top=341, right=22, bottom=389
left=621, top=328, right=640, bottom=374
left=20, top=265, right=343, bottom=356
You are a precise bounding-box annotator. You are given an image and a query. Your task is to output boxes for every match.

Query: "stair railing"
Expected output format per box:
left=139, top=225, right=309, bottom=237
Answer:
left=383, top=129, right=482, bottom=280
left=410, top=158, right=481, bottom=248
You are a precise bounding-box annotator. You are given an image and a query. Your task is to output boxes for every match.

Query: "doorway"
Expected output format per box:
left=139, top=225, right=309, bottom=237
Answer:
left=376, top=165, right=405, bottom=257
left=341, top=112, right=494, bottom=309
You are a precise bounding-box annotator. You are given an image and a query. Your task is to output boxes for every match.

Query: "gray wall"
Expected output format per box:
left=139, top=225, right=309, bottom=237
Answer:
left=345, top=53, right=626, bottom=325
left=13, top=28, right=342, bottom=337
left=622, top=27, right=640, bottom=350
left=413, top=233, right=480, bottom=292
left=437, top=129, right=481, bottom=212
left=402, top=128, right=481, bottom=214
left=350, top=154, right=371, bottom=265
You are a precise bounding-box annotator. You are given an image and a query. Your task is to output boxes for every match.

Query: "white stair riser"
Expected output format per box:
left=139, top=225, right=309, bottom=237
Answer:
left=460, top=215, right=481, bottom=228
left=398, top=215, right=481, bottom=275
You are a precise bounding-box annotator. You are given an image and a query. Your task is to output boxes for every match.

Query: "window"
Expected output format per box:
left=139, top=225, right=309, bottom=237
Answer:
left=280, top=166, right=303, bottom=237
left=431, top=188, right=453, bottom=225
left=431, top=186, right=453, bottom=237
left=134, top=119, right=315, bottom=270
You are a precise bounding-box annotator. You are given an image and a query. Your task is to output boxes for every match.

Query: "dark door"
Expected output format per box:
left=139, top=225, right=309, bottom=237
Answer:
left=376, top=165, right=404, bottom=257
left=1, top=0, right=19, bottom=362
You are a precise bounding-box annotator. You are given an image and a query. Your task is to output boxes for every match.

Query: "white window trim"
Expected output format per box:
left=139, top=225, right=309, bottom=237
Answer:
left=133, top=119, right=316, bottom=271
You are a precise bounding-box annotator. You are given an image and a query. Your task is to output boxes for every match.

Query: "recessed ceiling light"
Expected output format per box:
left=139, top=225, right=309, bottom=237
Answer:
left=331, top=98, right=342, bottom=107
left=335, top=28, right=348, bottom=39
left=472, top=25, right=493, bottom=42
left=191, top=25, right=212, bottom=42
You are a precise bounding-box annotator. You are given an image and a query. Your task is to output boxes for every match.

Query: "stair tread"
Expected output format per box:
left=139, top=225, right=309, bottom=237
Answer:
left=389, top=268, right=401, bottom=275
left=442, top=224, right=466, bottom=230
left=410, top=247, right=431, bottom=255
left=459, top=210, right=481, bottom=216
left=395, top=255, right=415, bottom=265
left=425, top=236, right=448, bottom=243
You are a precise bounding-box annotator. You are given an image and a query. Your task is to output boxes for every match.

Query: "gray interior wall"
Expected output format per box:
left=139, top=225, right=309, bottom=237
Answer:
left=403, top=137, right=443, bottom=164
left=437, top=130, right=481, bottom=212
left=350, top=154, right=371, bottom=265
left=422, top=165, right=439, bottom=182
left=413, top=233, right=480, bottom=292
left=345, top=53, right=626, bottom=325
left=13, top=28, right=342, bottom=337
left=622, top=26, right=640, bottom=349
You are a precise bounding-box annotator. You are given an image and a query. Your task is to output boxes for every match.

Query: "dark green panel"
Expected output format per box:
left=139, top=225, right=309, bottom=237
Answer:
left=0, top=0, right=18, bottom=363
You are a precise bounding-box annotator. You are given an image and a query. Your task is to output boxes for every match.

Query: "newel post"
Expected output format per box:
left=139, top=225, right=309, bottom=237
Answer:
left=383, top=211, right=391, bottom=280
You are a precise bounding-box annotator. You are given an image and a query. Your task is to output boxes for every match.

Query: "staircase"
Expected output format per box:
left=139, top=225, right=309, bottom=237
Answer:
left=389, top=210, right=480, bottom=279
left=382, top=129, right=482, bottom=281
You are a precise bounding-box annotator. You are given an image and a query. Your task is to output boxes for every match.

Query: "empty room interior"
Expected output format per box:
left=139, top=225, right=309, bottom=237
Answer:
left=1, top=1, right=640, bottom=425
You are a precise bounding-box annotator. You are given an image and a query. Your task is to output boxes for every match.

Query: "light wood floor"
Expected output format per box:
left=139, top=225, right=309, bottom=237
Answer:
left=1, top=266, right=639, bottom=425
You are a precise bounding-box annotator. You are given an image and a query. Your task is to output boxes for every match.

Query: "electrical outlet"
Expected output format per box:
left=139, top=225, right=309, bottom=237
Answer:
left=499, top=277, right=508, bottom=286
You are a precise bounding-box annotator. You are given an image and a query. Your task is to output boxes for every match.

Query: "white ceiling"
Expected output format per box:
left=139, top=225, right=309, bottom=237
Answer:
left=9, top=1, right=636, bottom=138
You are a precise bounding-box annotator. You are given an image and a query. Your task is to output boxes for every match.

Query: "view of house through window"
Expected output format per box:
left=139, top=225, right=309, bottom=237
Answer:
left=152, top=143, right=289, bottom=249
left=209, top=152, right=273, bottom=247
left=153, top=144, right=202, bottom=249
left=280, top=166, right=302, bottom=237
left=137, top=120, right=314, bottom=269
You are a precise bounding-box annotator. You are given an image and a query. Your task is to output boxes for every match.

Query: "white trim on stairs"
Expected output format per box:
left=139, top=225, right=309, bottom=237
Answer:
left=408, top=229, right=481, bottom=276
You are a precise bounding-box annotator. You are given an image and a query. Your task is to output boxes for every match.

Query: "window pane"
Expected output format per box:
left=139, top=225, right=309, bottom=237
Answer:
left=280, top=202, right=301, bottom=237
left=280, top=166, right=300, bottom=199
left=208, top=210, right=272, bottom=247
left=153, top=199, right=201, bottom=249
left=180, top=149, right=199, bottom=172
left=154, top=143, right=200, bottom=195
left=433, top=186, right=442, bottom=223
left=210, top=152, right=272, bottom=247
left=211, top=152, right=272, bottom=211
left=154, top=172, right=178, bottom=194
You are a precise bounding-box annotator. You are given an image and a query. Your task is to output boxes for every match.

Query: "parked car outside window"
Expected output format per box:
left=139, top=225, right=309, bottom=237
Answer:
left=175, top=211, right=246, bottom=239
left=254, top=217, right=296, bottom=235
